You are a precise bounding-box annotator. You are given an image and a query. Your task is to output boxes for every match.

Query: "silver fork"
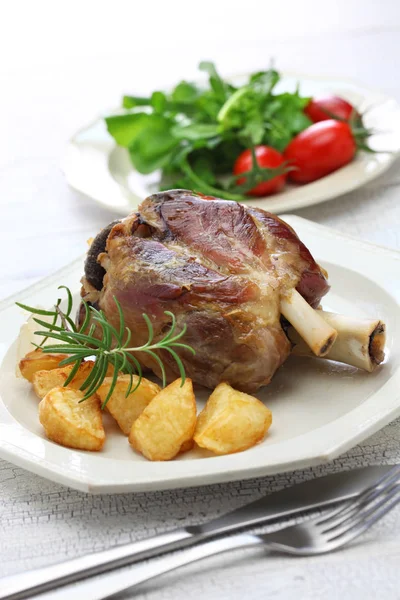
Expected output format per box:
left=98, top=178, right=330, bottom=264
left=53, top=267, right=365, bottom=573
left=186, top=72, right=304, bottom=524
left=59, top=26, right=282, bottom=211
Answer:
left=12, top=465, right=400, bottom=600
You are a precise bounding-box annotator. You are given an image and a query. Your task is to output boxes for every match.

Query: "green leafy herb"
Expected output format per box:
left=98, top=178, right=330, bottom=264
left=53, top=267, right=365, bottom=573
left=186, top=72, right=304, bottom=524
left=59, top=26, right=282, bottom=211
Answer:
left=171, top=81, right=199, bottom=104
left=105, top=62, right=313, bottom=199
left=17, top=287, right=195, bottom=409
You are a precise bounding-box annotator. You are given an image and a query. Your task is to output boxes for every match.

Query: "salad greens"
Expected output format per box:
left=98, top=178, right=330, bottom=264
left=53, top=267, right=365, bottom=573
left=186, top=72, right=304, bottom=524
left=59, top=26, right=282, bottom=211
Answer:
left=105, top=62, right=312, bottom=200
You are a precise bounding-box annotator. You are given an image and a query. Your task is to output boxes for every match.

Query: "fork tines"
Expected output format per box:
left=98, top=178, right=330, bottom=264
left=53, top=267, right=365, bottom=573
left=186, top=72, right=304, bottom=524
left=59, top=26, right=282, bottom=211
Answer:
left=317, top=464, right=400, bottom=544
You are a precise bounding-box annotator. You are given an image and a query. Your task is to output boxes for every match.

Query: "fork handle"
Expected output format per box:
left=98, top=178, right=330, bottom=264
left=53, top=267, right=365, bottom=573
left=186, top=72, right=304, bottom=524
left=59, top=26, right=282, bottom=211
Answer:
left=0, top=527, right=200, bottom=600
left=30, top=534, right=262, bottom=600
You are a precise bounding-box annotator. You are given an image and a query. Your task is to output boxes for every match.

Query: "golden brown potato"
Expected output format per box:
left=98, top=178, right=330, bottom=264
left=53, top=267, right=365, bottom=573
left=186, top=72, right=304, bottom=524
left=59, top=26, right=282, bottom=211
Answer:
left=39, top=387, right=105, bottom=451
left=194, top=382, right=272, bottom=455
left=19, top=349, right=69, bottom=383
left=32, top=361, right=94, bottom=399
left=97, top=375, right=161, bottom=435
left=129, top=378, right=196, bottom=461
left=179, top=439, right=195, bottom=454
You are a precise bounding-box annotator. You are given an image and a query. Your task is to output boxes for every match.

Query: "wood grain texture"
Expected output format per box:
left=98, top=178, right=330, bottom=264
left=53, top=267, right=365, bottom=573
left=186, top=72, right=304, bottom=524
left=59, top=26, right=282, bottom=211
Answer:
left=1, top=420, right=400, bottom=598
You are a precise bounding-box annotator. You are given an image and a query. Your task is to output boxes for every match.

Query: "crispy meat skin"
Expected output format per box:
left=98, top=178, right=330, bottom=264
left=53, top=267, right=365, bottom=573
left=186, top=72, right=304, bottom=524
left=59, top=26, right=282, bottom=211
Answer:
left=80, top=190, right=329, bottom=392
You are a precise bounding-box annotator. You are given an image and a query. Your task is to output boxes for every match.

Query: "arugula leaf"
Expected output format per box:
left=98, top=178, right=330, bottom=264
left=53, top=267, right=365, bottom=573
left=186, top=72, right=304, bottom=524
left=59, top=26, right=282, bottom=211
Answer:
left=264, top=93, right=310, bottom=125
left=105, top=113, right=151, bottom=147
left=263, top=92, right=312, bottom=150
left=240, top=119, right=265, bottom=145
left=290, top=111, right=312, bottom=132
left=199, top=61, right=229, bottom=103
left=217, top=86, right=251, bottom=125
left=171, top=123, right=220, bottom=141
left=122, top=96, right=151, bottom=109
left=151, top=91, right=168, bottom=114
left=195, top=91, right=224, bottom=121
left=217, top=70, right=283, bottom=146
left=249, top=69, right=280, bottom=94
left=171, top=81, right=199, bottom=104
left=127, top=115, right=178, bottom=174
left=180, top=156, right=247, bottom=201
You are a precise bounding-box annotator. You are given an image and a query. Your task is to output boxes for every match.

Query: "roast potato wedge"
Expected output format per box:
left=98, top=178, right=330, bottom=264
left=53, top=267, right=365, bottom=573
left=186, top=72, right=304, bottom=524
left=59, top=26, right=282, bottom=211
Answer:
left=179, top=439, right=195, bottom=454
left=32, top=361, right=95, bottom=399
left=39, top=387, right=105, bottom=451
left=97, top=375, right=161, bottom=435
left=129, top=378, right=196, bottom=461
left=19, top=349, right=69, bottom=383
left=194, top=382, right=272, bottom=455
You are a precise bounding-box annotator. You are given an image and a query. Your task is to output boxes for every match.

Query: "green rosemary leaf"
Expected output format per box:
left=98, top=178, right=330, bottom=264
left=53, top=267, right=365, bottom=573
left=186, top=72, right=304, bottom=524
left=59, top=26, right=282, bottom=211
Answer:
left=79, top=356, right=102, bottom=391
left=84, top=302, right=103, bottom=321
left=117, top=351, right=128, bottom=375
left=125, top=353, right=143, bottom=394
left=15, top=302, right=57, bottom=317
left=64, top=315, right=77, bottom=332
left=39, top=346, right=72, bottom=355
left=122, top=327, right=132, bottom=349
left=98, top=310, right=123, bottom=348
left=47, top=330, right=104, bottom=348
left=79, top=385, right=98, bottom=403
left=95, top=313, right=111, bottom=350
left=78, top=300, right=91, bottom=334
left=145, top=350, right=166, bottom=388
left=17, top=286, right=195, bottom=404
left=173, top=321, right=187, bottom=338
left=114, top=296, right=126, bottom=341
left=101, top=358, right=120, bottom=409
left=162, top=325, right=189, bottom=345
left=32, top=317, right=65, bottom=332
left=159, top=311, right=176, bottom=344
left=170, top=342, right=196, bottom=355
left=91, top=307, right=124, bottom=349
left=94, top=357, right=110, bottom=394
left=58, top=285, right=74, bottom=318
left=124, top=364, right=134, bottom=398
left=58, top=354, right=86, bottom=367
left=35, top=310, right=59, bottom=347
left=79, top=358, right=105, bottom=400
left=141, top=313, right=154, bottom=346
left=63, top=358, right=83, bottom=386
left=54, top=298, right=76, bottom=334
left=39, top=342, right=88, bottom=353
left=163, top=347, right=186, bottom=385
left=33, top=329, right=79, bottom=344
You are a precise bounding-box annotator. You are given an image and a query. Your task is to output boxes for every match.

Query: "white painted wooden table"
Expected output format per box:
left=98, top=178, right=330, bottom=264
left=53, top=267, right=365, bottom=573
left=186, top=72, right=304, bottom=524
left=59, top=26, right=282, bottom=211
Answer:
left=1, top=2, right=400, bottom=598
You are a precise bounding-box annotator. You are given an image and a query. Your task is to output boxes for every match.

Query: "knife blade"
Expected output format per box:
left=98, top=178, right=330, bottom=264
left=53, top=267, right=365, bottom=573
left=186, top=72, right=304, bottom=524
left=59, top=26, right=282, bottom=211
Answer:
left=198, top=464, right=393, bottom=534
left=0, top=464, right=393, bottom=600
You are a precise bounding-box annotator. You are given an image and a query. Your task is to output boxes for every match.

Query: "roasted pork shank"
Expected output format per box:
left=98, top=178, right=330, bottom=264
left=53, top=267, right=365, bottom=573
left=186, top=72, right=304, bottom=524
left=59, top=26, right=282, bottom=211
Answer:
left=79, top=190, right=335, bottom=392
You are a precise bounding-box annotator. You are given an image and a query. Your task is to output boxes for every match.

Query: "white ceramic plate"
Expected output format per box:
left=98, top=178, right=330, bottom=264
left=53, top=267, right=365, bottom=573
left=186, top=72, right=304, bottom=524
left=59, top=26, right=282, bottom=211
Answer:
left=1, top=216, right=399, bottom=494
left=63, top=72, right=400, bottom=216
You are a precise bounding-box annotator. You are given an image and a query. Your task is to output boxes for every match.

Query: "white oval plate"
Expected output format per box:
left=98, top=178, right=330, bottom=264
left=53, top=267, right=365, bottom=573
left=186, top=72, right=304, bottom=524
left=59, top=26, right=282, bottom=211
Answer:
left=0, top=216, right=399, bottom=493
left=63, top=72, right=400, bottom=216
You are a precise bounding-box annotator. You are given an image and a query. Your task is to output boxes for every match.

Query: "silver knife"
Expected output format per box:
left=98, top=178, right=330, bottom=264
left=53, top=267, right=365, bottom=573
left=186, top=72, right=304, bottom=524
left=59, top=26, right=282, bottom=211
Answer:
left=0, top=464, right=392, bottom=600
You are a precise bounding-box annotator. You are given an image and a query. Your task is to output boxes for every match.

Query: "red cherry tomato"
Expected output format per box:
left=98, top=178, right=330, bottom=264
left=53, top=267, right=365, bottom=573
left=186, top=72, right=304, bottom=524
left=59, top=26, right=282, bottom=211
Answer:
left=233, top=145, right=287, bottom=196
left=284, top=120, right=356, bottom=184
left=305, top=96, right=357, bottom=123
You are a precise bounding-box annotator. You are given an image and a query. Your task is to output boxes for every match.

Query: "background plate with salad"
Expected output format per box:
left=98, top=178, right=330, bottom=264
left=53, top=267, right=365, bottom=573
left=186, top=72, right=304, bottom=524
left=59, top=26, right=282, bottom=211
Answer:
left=64, top=65, right=400, bottom=215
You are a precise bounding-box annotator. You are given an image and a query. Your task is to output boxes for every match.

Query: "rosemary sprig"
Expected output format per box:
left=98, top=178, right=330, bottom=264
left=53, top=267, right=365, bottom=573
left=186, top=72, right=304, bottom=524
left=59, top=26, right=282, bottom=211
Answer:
left=16, top=287, right=195, bottom=409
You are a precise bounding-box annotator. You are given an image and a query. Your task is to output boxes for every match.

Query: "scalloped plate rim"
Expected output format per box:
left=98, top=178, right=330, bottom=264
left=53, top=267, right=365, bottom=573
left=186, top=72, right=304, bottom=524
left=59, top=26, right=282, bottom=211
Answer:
left=0, top=216, right=399, bottom=493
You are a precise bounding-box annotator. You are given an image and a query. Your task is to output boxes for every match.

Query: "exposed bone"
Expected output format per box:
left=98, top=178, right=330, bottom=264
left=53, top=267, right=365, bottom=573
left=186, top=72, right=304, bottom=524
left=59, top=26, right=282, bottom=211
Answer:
left=288, top=310, right=386, bottom=371
left=280, top=289, right=337, bottom=357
